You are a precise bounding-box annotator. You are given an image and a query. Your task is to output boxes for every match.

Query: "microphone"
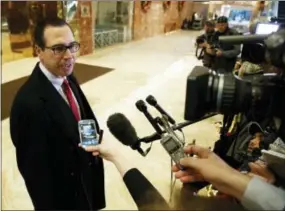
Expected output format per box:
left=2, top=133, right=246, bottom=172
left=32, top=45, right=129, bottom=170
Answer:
left=107, top=113, right=147, bottom=156
left=135, top=100, right=163, bottom=135
left=146, top=95, right=176, bottom=125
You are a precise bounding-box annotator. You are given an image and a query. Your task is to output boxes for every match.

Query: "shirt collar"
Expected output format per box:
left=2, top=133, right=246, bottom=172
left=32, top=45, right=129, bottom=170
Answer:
left=39, top=62, right=66, bottom=91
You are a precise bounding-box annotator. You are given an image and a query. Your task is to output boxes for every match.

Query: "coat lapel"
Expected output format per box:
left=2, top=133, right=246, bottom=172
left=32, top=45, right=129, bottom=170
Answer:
left=32, top=64, right=80, bottom=146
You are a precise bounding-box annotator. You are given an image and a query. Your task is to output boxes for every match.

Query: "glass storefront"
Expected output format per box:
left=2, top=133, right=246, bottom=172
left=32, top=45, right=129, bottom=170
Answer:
left=92, top=1, right=133, bottom=49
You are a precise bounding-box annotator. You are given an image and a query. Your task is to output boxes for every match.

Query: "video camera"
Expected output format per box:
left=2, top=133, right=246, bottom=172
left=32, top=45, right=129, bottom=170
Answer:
left=185, top=29, right=285, bottom=167
left=195, top=33, right=219, bottom=60
left=185, top=29, right=285, bottom=122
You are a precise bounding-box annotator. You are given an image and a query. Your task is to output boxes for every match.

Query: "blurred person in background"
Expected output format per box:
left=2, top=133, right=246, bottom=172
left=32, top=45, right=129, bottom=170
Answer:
left=206, top=16, right=241, bottom=73
left=195, top=20, right=216, bottom=68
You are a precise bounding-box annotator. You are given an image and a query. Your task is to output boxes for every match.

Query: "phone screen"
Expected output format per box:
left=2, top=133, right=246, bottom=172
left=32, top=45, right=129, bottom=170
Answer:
left=79, top=121, right=98, bottom=146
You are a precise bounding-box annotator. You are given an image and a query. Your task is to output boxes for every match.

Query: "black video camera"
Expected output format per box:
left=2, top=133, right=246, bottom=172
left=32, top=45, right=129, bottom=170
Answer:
left=185, top=29, right=285, bottom=123
left=195, top=33, right=218, bottom=61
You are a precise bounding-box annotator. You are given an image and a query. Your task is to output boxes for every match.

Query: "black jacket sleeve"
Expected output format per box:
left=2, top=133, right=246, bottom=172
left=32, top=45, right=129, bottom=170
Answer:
left=123, top=168, right=169, bottom=210
left=10, top=101, right=56, bottom=210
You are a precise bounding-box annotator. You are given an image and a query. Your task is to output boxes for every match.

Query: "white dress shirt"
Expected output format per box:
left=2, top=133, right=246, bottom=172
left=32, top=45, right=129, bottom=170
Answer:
left=39, top=62, right=81, bottom=119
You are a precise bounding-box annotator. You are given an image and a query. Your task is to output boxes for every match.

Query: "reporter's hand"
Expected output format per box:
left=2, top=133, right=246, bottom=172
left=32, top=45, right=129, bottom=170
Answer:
left=79, top=138, right=124, bottom=163
left=172, top=145, right=234, bottom=184
left=79, top=139, right=136, bottom=177
left=172, top=145, right=251, bottom=200
left=248, top=160, right=276, bottom=184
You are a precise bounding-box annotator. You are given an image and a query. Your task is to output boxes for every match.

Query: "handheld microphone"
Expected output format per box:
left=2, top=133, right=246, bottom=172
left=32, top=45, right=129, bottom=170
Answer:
left=146, top=95, right=176, bottom=125
left=135, top=100, right=163, bottom=135
left=107, top=113, right=147, bottom=156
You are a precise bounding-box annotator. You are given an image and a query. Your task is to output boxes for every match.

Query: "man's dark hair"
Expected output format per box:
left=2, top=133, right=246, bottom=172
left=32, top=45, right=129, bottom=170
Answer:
left=259, top=1, right=265, bottom=4
left=34, top=17, right=73, bottom=49
left=205, top=20, right=215, bottom=27
left=217, top=16, right=228, bottom=24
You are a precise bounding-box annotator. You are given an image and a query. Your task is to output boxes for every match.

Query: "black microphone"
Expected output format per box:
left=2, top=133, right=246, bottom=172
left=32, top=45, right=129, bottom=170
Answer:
left=146, top=95, right=176, bottom=125
left=107, top=113, right=146, bottom=156
left=135, top=100, right=163, bottom=134
left=138, top=113, right=217, bottom=143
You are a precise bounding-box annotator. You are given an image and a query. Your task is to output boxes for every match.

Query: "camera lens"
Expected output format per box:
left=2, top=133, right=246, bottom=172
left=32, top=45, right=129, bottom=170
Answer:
left=213, top=73, right=236, bottom=114
left=184, top=66, right=252, bottom=121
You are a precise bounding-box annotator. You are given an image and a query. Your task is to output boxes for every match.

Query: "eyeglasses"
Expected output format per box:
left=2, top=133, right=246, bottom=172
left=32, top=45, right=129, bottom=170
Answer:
left=45, top=42, right=80, bottom=55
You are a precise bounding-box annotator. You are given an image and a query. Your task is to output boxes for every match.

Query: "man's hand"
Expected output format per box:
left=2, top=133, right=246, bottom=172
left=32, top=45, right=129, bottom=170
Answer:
left=206, top=47, right=216, bottom=55
left=216, top=49, right=223, bottom=57
left=248, top=160, right=276, bottom=184
left=199, top=42, right=208, bottom=48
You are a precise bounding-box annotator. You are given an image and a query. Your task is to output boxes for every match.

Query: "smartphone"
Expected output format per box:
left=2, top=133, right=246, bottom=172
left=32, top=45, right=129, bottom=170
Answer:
left=78, top=119, right=99, bottom=146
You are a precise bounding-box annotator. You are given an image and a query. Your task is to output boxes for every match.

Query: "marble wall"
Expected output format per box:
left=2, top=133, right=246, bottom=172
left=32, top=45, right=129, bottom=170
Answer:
left=133, top=1, right=196, bottom=40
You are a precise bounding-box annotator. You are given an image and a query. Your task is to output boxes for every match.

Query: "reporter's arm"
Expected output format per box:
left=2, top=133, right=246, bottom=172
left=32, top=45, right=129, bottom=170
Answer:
left=123, top=168, right=169, bottom=210
left=83, top=146, right=169, bottom=210
left=113, top=154, right=169, bottom=210
left=203, top=165, right=285, bottom=210
left=112, top=152, right=136, bottom=177
left=241, top=176, right=285, bottom=210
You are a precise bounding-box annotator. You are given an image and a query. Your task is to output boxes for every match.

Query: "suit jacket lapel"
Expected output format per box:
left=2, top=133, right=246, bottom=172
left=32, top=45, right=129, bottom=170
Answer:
left=32, top=64, right=79, bottom=146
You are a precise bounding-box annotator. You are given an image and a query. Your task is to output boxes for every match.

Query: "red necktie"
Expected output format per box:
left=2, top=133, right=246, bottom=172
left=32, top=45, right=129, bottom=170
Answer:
left=62, top=79, right=80, bottom=122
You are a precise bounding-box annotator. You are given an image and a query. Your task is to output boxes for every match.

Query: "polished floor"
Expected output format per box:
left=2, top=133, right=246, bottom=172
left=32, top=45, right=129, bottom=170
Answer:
left=1, top=30, right=222, bottom=210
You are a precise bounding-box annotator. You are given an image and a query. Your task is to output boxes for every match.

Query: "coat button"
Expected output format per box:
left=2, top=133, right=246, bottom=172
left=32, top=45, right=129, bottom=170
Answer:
left=88, top=162, right=92, bottom=166
left=70, top=172, right=74, bottom=176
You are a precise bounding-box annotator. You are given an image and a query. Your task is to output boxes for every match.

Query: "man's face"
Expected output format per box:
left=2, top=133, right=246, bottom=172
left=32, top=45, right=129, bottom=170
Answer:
left=216, top=22, right=228, bottom=33
left=204, top=25, right=215, bottom=33
left=37, top=25, right=77, bottom=77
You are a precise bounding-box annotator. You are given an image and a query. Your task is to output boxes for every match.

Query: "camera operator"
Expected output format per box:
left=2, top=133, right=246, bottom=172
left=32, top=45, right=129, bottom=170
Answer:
left=195, top=20, right=216, bottom=68
left=207, top=16, right=241, bottom=73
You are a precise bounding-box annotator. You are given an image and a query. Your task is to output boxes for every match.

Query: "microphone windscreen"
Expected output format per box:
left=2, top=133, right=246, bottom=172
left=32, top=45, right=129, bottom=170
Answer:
left=107, top=113, right=138, bottom=146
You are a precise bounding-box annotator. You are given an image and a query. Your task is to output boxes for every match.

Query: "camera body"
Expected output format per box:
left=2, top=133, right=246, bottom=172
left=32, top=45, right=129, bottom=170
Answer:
left=186, top=29, right=285, bottom=122
left=185, top=29, right=285, bottom=165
